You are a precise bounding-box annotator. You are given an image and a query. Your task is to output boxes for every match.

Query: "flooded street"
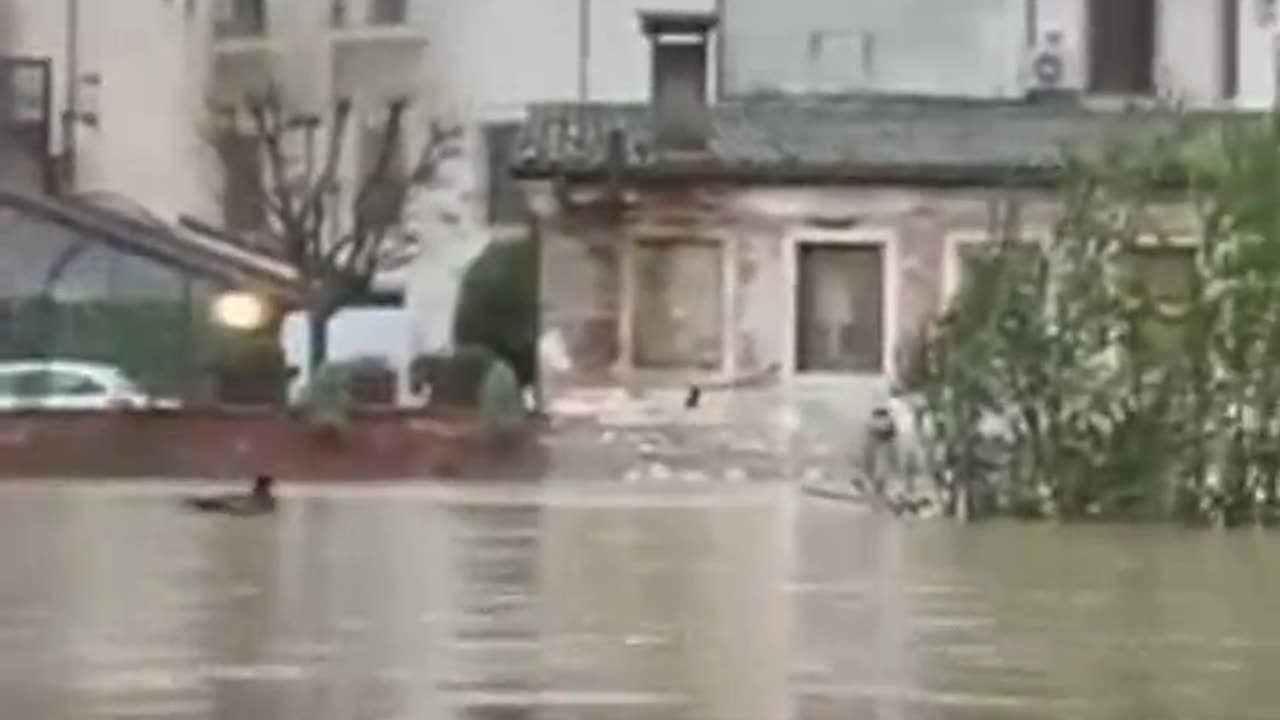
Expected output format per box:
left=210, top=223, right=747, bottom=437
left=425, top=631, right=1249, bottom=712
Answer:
left=0, top=483, right=1278, bottom=719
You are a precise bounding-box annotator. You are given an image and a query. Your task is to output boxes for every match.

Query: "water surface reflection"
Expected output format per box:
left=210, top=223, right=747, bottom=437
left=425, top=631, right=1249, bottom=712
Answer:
left=0, top=483, right=792, bottom=719
left=1, top=483, right=1279, bottom=719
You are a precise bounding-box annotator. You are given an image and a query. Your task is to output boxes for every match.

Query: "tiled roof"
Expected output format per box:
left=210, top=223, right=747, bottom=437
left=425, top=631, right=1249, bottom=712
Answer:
left=512, top=94, right=1254, bottom=186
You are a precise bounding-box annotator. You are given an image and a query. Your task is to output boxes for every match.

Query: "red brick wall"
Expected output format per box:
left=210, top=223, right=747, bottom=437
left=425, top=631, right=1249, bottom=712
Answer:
left=0, top=410, right=547, bottom=481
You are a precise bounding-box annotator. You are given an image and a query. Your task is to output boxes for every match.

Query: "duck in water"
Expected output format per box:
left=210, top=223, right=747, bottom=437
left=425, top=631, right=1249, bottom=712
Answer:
left=182, top=475, right=277, bottom=516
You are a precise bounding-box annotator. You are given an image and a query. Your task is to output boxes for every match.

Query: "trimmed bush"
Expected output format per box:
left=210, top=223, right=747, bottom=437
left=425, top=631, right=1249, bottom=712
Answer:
left=478, top=358, right=527, bottom=432
left=298, top=363, right=354, bottom=434
left=411, top=345, right=499, bottom=408
left=206, top=333, right=290, bottom=406
left=452, top=238, right=537, bottom=387
left=334, top=355, right=396, bottom=406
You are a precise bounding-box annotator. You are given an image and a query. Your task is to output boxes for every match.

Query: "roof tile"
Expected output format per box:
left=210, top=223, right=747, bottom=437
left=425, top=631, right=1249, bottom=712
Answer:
left=512, top=95, right=1252, bottom=185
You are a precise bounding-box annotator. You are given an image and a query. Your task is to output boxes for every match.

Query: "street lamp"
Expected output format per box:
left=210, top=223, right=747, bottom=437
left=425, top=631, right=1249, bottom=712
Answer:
left=212, top=291, right=269, bottom=331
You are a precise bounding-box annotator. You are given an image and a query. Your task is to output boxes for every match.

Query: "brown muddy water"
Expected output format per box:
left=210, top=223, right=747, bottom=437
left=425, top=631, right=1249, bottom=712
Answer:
left=0, top=482, right=1277, bottom=719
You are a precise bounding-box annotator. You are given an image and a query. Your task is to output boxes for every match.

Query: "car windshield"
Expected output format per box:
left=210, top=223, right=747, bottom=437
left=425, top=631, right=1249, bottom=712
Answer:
left=0, top=366, right=143, bottom=397
left=105, top=370, right=144, bottom=395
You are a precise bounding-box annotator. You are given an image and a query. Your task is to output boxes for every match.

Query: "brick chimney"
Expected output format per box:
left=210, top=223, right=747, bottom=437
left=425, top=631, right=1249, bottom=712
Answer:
left=639, top=10, right=718, bottom=152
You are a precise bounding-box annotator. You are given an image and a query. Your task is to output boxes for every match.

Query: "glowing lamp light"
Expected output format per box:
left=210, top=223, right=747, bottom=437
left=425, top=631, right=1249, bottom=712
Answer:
left=212, top=291, right=268, bottom=331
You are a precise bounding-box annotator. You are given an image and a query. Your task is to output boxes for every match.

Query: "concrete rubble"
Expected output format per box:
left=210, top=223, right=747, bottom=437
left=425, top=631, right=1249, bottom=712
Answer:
left=540, top=383, right=919, bottom=493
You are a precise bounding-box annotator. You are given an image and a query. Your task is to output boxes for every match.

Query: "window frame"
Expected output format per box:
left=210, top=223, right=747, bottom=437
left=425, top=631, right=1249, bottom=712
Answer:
left=368, top=0, right=410, bottom=26
left=1086, top=0, right=1158, bottom=95
left=940, top=227, right=1054, bottom=312
left=1119, top=234, right=1199, bottom=356
left=44, top=369, right=109, bottom=397
left=782, top=227, right=897, bottom=381
left=0, top=370, right=20, bottom=397
left=620, top=232, right=735, bottom=380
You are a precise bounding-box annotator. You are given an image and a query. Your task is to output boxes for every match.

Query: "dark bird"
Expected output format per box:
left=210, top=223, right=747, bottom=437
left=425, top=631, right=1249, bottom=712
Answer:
left=685, top=385, right=702, bottom=409
left=181, top=475, right=277, bottom=516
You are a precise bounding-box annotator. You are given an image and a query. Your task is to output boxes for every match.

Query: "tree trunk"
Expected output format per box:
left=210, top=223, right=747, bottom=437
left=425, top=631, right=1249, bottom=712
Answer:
left=308, top=309, right=332, bottom=374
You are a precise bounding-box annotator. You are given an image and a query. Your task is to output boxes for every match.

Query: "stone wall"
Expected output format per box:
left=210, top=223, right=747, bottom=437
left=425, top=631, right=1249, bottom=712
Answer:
left=531, top=182, right=1191, bottom=484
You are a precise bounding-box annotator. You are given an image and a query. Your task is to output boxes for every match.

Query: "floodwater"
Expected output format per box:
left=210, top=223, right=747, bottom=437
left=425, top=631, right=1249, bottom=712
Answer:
left=0, top=483, right=1278, bottom=720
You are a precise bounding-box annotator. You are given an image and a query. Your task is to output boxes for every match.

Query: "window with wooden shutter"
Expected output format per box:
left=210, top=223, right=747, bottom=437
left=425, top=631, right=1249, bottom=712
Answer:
left=632, top=239, right=724, bottom=370
left=1088, top=0, right=1156, bottom=94
left=1123, top=245, right=1196, bottom=355
left=795, top=242, right=884, bottom=373
left=215, top=130, right=264, bottom=233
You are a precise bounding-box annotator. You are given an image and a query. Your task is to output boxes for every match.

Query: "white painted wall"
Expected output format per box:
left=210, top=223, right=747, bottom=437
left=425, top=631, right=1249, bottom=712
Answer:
left=280, top=307, right=416, bottom=403
left=1237, top=3, right=1279, bottom=108
left=7, top=0, right=215, bottom=221
left=725, top=0, right=1241, bottom=106
left=724, top=0, right=1024, bottom=98
left=1023, top=0, right=1233, bottom=105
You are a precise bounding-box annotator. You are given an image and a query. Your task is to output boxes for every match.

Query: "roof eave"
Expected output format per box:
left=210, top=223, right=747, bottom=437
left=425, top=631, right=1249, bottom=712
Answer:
left=512, top=162, right=1194, bottom=190
left=512, top=163, right=1068, bottom=188
left=0, top=190, right=303, bottom=303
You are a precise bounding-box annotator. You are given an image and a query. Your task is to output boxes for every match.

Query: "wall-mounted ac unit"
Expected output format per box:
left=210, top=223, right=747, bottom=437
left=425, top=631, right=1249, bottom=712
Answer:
left=1023, top=30, right=1080, bottom=97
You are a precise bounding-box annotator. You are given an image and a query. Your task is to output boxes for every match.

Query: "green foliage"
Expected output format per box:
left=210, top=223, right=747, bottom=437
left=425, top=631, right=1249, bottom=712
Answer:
left=451, top=239, right=537, bottom=387
left=206, top=330, right=284, bottom=369
left=478, top=358, right=527, bottom=432
left=330, top=355, right=396, bottom=405
left=298, top=363, right=355, bottom=433
left=907, top=113, right=1280, bottom=526
left=205, top=331, right=290, bottom=406
left=0, top=298, right=220, bottom=395
left=415, top=345, right=500, bottom=408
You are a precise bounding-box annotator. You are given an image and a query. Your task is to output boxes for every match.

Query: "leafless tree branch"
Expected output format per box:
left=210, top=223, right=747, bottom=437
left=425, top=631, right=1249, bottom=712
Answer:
left=205, top=80, right=464, bottom=356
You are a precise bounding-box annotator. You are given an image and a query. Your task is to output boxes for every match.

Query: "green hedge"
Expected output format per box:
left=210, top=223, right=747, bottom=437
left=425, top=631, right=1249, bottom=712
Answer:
left=452, top=238, right=537, bottom=387
left=0, top=298, right=224, bottom=395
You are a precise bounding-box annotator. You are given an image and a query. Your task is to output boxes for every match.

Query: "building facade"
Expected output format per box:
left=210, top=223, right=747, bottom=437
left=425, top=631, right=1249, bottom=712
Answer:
left=722, top=0, right=1277, bottom=108
left=513, top=9, right=1258, bottom=483
left=1, top=0, right=715, bottom=359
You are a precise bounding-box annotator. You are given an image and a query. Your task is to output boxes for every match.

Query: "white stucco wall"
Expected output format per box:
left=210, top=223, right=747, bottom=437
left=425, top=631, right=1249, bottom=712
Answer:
left=7, top=0, right=215, bottom=221
left=1037, top=0, right=1265, bottom=107
left=724, top=0, right=1241, bottom=106
left=1237, top=3, right=1279, bottom=108
left=724, top=0, right=1024, bottom=98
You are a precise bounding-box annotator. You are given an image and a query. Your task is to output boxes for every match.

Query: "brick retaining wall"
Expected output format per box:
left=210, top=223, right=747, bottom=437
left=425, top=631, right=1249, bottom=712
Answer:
left=0, top=410, right=547, bottom=481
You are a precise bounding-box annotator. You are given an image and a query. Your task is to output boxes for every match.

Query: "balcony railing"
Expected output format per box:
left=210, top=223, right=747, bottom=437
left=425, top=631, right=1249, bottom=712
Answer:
left=0, top=57, right=55, bottom=192
left=331, top=0, right=409, bottom=29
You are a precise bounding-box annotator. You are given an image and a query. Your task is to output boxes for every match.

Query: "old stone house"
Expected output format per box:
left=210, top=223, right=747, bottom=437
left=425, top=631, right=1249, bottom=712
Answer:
left=511, top=11, right=1222, bottom=483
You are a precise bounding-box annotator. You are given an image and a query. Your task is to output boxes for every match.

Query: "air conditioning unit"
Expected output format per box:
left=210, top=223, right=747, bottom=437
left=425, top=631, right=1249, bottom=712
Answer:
left=1023, top=30, right=1080, bottom=97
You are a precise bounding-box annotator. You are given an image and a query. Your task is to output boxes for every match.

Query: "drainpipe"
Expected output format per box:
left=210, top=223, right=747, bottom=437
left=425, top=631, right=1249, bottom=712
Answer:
left=1222, top=0, right=1239, bottom=100
left=715, top=0, right=726, bottom=99
left=1025, top=0, right=1038, bottom=46
left=577, top=0, right=590, bottom=101
left=61, top=0, right=79, bottom=192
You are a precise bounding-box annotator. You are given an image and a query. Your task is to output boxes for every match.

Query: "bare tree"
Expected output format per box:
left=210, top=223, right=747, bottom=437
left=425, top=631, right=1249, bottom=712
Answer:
left=200, top=84, right=462, bottom=371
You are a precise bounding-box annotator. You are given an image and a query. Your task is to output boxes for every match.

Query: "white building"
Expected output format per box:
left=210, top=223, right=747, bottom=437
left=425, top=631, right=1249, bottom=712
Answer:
left=4, top=0, right=1278, bottom=368
left=1, top=0, right=711, bottom=361
left=722, top=0, right=1280, bottom=109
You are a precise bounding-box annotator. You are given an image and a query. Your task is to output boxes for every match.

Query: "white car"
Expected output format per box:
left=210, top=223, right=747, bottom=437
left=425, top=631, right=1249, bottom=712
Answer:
left=0, top=361, right=179, bottom=412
